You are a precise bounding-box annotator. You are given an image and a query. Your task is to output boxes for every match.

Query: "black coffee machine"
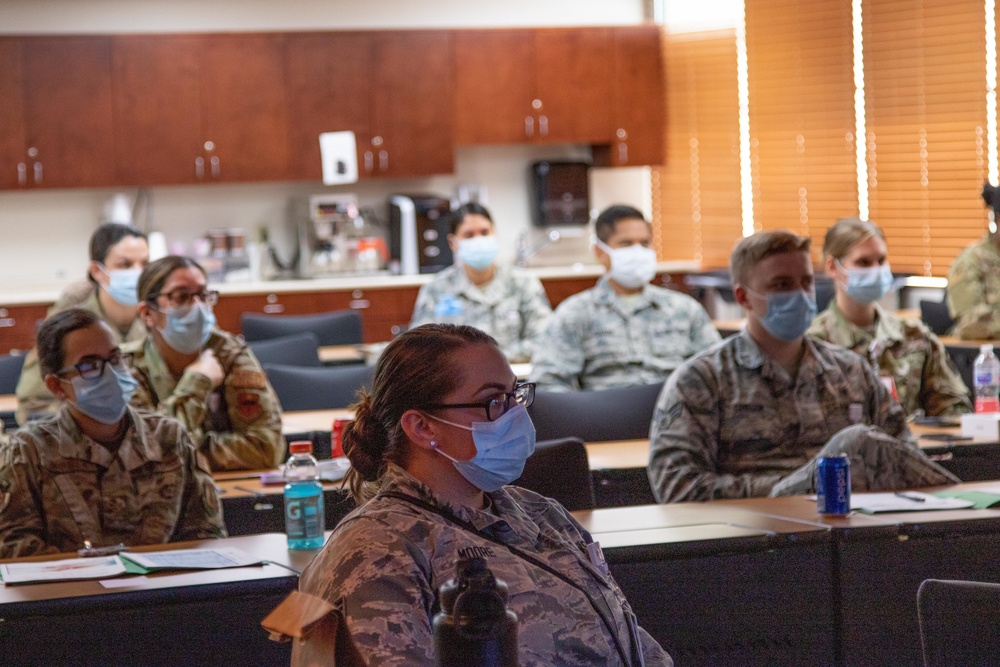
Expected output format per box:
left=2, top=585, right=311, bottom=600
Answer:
left=388, top=194, right=453, bottom=274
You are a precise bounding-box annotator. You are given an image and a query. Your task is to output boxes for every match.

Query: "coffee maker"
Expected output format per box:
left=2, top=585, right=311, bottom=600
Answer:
left=299, top=194, right=388, bottom=278
left=388, top=195, right=453, bottom=275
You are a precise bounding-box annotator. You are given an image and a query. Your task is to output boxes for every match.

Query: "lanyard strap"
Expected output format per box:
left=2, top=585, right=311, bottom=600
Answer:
left=378, top=491, right=637, bottom=667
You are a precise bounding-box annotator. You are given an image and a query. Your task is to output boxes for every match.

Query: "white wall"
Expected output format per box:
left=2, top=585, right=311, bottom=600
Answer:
left=0, top=0, right=649, bottom=288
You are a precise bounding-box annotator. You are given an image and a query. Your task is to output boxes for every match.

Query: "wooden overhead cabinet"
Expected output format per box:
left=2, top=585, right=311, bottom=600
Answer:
left=285, top=30, right=454, bottom=180
left=0, top=36, right=116, bottom=189
left=113, top=33, right=290, bottom=185
left=454, top=28, right=613, bottom=146
left=454, top=25, right=665, bottom=166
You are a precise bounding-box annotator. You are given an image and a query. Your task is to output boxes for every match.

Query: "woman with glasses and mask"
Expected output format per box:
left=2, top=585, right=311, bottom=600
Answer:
left=126, top=256, right=284, bottom=471
left=15, top=223, right=150, bottom=425
left=0, top=309, right=225, bottom=558
left=299, top=323, right=672, bottom=667
left=409, top=203, right=552, bottom=363
left=808, top=217, right=971, bottom=419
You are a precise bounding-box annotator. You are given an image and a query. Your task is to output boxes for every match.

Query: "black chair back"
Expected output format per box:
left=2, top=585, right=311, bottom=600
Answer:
left=920, top=298, right=955, bottom=336
left=0, top=352, right=26, bottom=395
left=247, top=332, right=322, bottom=367
left=264, top=363, right=374, bottom=412
left=241, top=310, right=364, bottom=346
left=514, top=437, right=595, bottom=511
left=528, top=381, right=664, bottom=443
left=918, top=578, right=1000, bottom=667
left=944, top=345, right=976, bottom=395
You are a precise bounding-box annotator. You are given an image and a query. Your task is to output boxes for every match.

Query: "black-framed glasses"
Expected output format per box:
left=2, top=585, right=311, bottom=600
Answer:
left=57, top=350, right=132, bottom=380
left=148, top=288, right=219, bottom=309
left=421, top=382, right=535, bottom=422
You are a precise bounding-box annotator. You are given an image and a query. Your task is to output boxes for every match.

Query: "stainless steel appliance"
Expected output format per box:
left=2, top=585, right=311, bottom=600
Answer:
left=388, top=195, right=453, bottom=275
left=298, top=194, right=388, bottom=278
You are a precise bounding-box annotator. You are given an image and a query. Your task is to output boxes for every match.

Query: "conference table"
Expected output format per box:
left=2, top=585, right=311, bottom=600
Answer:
left=0, top=532, right=318, bottom=666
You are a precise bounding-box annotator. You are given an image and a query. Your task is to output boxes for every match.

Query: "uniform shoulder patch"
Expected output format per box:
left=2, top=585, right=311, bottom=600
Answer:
left=236, top=392, right=263, bottom=421
left=231, top=369, right=267, bottom=389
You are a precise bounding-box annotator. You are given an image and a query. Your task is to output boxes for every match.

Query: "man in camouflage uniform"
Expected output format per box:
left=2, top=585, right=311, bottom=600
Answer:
left=809, top=301, right=971, bottom=419
left=410, top=263, right=552, bottom=362
left=300, top=462, right=672, bottom=666
left=531, top=205, right=720, bottom=391
left=648, top=231, right=958, bottom=503
left=0, top=309, right=225, bottom=558
left=947, top=236, right=1000, bottom=339
left=126, top=330, right=284, bottom=471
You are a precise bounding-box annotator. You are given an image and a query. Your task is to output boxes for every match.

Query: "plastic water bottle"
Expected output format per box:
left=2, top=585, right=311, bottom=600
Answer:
left=433, top=557, right=518, bottom=667
left=974, top=343, right=1000, bottom=413
left=284, top=440, right=325, bottom=550
left=435, top=293, right=464, bottom=325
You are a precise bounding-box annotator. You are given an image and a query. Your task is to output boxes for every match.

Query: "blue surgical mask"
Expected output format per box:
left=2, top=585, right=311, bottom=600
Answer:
left=101, top=266, right=142, bottom=307
left=69, top=365, right=138, bottom=424
left=838, top=260, right=893, bottom=305
left=457, top=235, right=500, bottom=271
left=159, top=301, right=215, bottom=354
left=748, top=288, right=817, bottom=341
left=426, top=403, right=537, bottom=492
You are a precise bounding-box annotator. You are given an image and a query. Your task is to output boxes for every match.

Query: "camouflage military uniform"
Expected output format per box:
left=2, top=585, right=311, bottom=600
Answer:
left=15, top=281, right=146, bottom=425
left=946, top=235, right=1000, bottom=339
left=808, top=301, right=971, bottom=418
left=410, top=264, right=552, bottom=362
left=648, top=331, right=958, bottom=503
left=125, top=330, right=284, bottom=471
left=530, top=275, right=721, bottom=391
left=300, top=463, right=672, bottom=667
left=0, top=405, right=225, bottom=558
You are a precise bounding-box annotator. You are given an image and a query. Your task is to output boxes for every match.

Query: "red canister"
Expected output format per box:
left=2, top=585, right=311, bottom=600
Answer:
left=332, top=418, right=353, bottom=458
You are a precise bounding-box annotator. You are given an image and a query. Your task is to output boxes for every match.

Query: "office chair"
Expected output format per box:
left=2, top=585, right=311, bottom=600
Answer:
left=917, top=578, right=1000, bottom=667
left=920, top=298, right=955, bottom=336
left=247, top=332, right=322, bottom=367
left=241, top=309, right=364, bottom=347
left=528, top=381, right=664, bottom=443
left=944, top=345, right=976, bottom=396
left=514, top=437, right=595, bottom=511
left=263, top=363, right=374, bottom=412
left=0, top=352, right=26, bottom=395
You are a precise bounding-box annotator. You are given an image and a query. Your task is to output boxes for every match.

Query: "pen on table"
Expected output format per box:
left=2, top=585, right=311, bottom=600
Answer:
left=894, top=492, right=926, bottom=502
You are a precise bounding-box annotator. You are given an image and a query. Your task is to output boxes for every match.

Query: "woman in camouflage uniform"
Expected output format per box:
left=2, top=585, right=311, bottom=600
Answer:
left=809, top=217, right=971, bottom=419
left=300, top=323, right=671, bottom=666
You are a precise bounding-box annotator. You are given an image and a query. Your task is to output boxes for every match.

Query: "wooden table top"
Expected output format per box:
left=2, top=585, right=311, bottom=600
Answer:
left=0, top=393, right=16, bottom=413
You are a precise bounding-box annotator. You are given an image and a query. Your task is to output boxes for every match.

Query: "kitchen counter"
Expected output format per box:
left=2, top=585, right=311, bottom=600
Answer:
left=0, top=260, right=701, bottom=305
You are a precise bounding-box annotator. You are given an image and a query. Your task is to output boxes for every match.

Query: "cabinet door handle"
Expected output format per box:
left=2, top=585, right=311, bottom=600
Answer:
left=379, top=150, right=388, bottom=172
left=33, top=161, right=43, bottom=184
left=619, top=141, right=628, bottom=164
left=524, top=116, right=534, bottom=138
left=210, top=155, right=220, bottom=178
left=262, top=304, right=285, bottom=314
left=538, top=115, right=548, bottom=137
left=349, top=299, right=370, bottom=310
left=0, top=308, right=14, bottom=328
left=17, top=163, right=27, bottom=186
left=364, top=151, right=374, bottom=173
left=195, top=156, right=205, bottom=179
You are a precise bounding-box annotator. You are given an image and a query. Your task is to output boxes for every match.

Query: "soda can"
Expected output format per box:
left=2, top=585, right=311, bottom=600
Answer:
left=816, top=455, right=851, bottom=516
left=331, top=418, right=353, bottom=458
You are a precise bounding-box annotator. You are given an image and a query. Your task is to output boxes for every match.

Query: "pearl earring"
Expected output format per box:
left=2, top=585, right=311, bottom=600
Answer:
left=429, top=440, right=437, bottom=448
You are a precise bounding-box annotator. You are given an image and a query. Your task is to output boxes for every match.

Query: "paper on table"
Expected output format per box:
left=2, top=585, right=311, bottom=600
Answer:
left=121, top=547, right=263, bottom=572
left=851, top=492, right=976, bottom=513
left=0, top=555, right=126, bottom=585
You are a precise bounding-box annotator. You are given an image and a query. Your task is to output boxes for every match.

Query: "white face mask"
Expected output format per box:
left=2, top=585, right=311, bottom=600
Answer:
left=595, top=239, right=657, bottom=289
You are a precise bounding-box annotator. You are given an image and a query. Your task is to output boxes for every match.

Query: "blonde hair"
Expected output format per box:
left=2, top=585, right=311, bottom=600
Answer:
left=730, top=230, right=811, bottom=286
left=822, top=217, right=886, bottom=261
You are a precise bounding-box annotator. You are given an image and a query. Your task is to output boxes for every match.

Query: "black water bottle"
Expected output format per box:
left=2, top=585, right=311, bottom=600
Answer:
left=433, top=557, right=519, bottom=667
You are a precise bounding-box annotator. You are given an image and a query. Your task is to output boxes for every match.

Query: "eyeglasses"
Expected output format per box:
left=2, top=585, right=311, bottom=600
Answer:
left=58, top=350, right=132, bottom=380
left=421, top=382, right=535, bottom=422
left=149, top=288, right=219, bottom=309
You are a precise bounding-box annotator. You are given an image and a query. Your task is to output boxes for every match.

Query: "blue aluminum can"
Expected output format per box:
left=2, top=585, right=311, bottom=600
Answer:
left=816, top=455, right=851, bottom=516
